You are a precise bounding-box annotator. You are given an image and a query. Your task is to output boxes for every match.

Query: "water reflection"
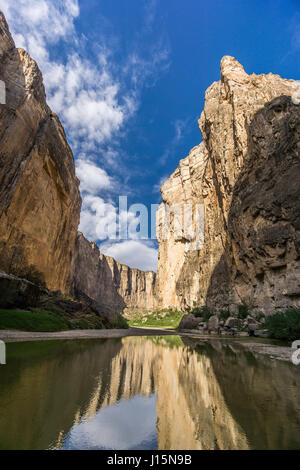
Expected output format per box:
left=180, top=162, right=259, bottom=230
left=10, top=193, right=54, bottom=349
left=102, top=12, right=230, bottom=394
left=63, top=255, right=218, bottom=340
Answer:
left=0, top=336, right=299, bottom=450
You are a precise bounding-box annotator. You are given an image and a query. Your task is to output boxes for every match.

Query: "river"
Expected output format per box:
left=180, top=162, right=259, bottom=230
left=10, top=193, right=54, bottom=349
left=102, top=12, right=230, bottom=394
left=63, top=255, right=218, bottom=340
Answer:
left=0, top=336, right=299, bottom=450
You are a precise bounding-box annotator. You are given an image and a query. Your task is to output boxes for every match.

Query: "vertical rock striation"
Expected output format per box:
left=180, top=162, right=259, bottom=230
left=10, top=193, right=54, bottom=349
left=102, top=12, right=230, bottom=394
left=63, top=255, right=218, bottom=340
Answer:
left=157, top=57, right=300, bottom=314
left=74, top=233, right=158, bottom=319
left=0, top=12, right=81, bottom=295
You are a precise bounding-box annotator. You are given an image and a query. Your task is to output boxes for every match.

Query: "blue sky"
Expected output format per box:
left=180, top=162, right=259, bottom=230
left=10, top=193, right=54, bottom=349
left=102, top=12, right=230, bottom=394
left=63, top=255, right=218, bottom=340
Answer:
left=1, top=0, right=299, bottom=271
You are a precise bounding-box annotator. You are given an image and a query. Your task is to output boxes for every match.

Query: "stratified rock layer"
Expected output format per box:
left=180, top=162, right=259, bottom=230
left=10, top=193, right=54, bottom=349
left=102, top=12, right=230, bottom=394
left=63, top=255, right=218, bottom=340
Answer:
left=0, top=13, right=81, bottom=295
left=74, top=233, right=158, bottom=319
left=157, top=57, right=300, bottom=314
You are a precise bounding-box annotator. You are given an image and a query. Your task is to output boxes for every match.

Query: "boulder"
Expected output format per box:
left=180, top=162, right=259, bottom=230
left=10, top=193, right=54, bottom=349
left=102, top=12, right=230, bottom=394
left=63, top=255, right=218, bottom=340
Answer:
left=225, top=316, right=239, bottom=329
left=207, top=315, right=219, bottom=332
left=178, top=314, right=200, bottom=330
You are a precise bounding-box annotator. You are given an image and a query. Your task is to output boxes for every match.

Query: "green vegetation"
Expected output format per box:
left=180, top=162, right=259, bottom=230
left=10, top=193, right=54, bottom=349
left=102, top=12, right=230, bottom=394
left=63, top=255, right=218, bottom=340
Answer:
left=0, top=309, right=69, bottom=332
left=0, top=306, right=105, bottom=332
left=149, top=335, right=184, bottom=349
left=129, top=308, right=184, bottom=329
left=110, top=316, right=129, bottom=329
left=219, top=309, right=231, bottom=321
left=264, top=308, right=300, bottom=342
left=238, top=304, right=249, bottom=319
left=190, top=305, right=213, bottom=322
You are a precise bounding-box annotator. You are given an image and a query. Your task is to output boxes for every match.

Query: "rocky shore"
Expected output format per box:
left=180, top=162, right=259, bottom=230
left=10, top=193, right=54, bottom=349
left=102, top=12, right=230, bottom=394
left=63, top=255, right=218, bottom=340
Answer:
left=178, top=311, right=268, bottom=338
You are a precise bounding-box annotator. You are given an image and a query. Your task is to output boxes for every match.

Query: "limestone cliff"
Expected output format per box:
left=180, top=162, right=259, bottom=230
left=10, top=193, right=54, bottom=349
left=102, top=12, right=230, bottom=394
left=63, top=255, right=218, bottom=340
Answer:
left=74, top=233, right=158, bottom=318
left=157, top=57, right=300, bottom=314
left=0, top=13, right=81, bottom=295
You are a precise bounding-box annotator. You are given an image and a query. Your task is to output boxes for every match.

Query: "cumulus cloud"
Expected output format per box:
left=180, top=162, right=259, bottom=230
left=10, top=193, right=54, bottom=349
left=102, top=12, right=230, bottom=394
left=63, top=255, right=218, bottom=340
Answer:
left=101, top=239, right=158, bottom=272
left=76, top=159, right=112, bottom=194
left=79, top=195, right=118, bottom=241
left=0, top=0, right=133, bottom=152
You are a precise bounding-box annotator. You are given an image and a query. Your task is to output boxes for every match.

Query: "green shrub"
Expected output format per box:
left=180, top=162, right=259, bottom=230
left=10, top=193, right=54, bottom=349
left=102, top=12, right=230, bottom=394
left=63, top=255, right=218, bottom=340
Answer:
left=264, top=308, right=300, bottom=342
left=111, top=316, right=129, bottom=329
left=238, top=304, right=249, bottom=320
left=219, top=309, right=231, bottom=321
left=190, top=306, right=213, bottom=322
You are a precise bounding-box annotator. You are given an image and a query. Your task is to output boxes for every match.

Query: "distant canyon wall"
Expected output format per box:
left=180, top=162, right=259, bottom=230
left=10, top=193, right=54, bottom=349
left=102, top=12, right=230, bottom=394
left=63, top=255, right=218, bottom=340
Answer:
left=74, top=233, right=158, bottom=318
left=156, top=57, right=300, bottom=314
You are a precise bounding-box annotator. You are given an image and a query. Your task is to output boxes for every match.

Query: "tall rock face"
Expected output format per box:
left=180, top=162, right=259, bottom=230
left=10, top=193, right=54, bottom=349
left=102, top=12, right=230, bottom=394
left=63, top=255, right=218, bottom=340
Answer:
left=74, top=233, right=158, bottom=319
left=0, top=13, right=81, bottom=294
left=157, top=57, right=300, bottom=314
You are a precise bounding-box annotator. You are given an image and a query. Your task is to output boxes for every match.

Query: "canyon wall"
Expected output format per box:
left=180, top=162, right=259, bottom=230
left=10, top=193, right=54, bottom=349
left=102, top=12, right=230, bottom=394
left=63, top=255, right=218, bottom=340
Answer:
left=157, top=57, right=300, bottom=314
left=0, top=13, right=81, bottom=295
left=74, top=233, right=158, bottom=318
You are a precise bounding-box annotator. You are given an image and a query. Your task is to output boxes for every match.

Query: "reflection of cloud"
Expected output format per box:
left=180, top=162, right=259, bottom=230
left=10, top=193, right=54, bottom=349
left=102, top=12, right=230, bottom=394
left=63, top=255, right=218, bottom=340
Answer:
left=62, top=395, right=157, bottom=450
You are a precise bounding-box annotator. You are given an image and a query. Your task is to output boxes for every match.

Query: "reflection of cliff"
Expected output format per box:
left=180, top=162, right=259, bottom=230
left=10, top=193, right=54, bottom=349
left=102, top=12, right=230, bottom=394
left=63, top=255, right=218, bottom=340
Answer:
left=182, top=337, right=300, bottom=450
left=0, top=340, right=122, bottom=450
left=0, top=337, right=299, bottom=450
left=102, top=337, right=248, bottom=450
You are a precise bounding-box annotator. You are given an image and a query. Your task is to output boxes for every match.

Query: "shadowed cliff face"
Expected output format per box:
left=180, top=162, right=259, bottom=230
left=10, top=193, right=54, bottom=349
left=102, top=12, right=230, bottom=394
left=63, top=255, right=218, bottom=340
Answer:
left=157, top=56, right=300, bottom=314
left=206, top=96, right=300, bottom=312
left=0, top=13, right=81, bottom=295
left=0, top=337, right=299, bottom=450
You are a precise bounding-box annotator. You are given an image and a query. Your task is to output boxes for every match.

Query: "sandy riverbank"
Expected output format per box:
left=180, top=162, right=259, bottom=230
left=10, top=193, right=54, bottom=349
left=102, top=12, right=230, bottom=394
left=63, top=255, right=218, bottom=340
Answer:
left=0, top=327, right=177, bottom=342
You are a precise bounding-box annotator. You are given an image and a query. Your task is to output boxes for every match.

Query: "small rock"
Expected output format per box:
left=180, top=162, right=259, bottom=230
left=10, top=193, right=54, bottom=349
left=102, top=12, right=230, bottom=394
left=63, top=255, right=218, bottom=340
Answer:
left=225, top=316, right=238, bottom=329
left=255, top=329, right=269, bottom=338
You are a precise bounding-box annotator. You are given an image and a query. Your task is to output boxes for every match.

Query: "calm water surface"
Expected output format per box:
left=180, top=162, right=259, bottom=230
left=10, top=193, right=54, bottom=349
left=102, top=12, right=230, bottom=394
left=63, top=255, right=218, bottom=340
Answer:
left=0, top=336, right=299, bottom=450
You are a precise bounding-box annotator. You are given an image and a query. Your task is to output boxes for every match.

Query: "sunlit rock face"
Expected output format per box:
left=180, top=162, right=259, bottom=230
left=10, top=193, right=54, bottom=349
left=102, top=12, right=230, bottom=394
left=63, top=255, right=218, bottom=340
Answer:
left=0, top=13, right=81, bottom=294
left=74, top=233, right=158, bottom=318
left=157, top=56, right=300, bottom=314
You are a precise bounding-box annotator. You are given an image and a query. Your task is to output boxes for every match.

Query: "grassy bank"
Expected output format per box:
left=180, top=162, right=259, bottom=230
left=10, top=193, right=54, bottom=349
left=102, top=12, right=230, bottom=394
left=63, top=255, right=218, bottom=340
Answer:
left=129, top=308, right=184, bottom=329
left=0, top=309, right=69, bottom=332
left=0, top=308, right=129, bottom=332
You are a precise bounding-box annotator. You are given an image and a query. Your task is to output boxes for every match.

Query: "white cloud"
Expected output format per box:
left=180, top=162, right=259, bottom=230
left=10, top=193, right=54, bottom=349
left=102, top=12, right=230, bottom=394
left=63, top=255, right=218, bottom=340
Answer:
left=76, top=159, right=112, bottom=194
left=101, top=240, right=158, bottom=272
left=79, top=195, right=118, bottom=241
left=0, top=1, right=131, bottom=151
